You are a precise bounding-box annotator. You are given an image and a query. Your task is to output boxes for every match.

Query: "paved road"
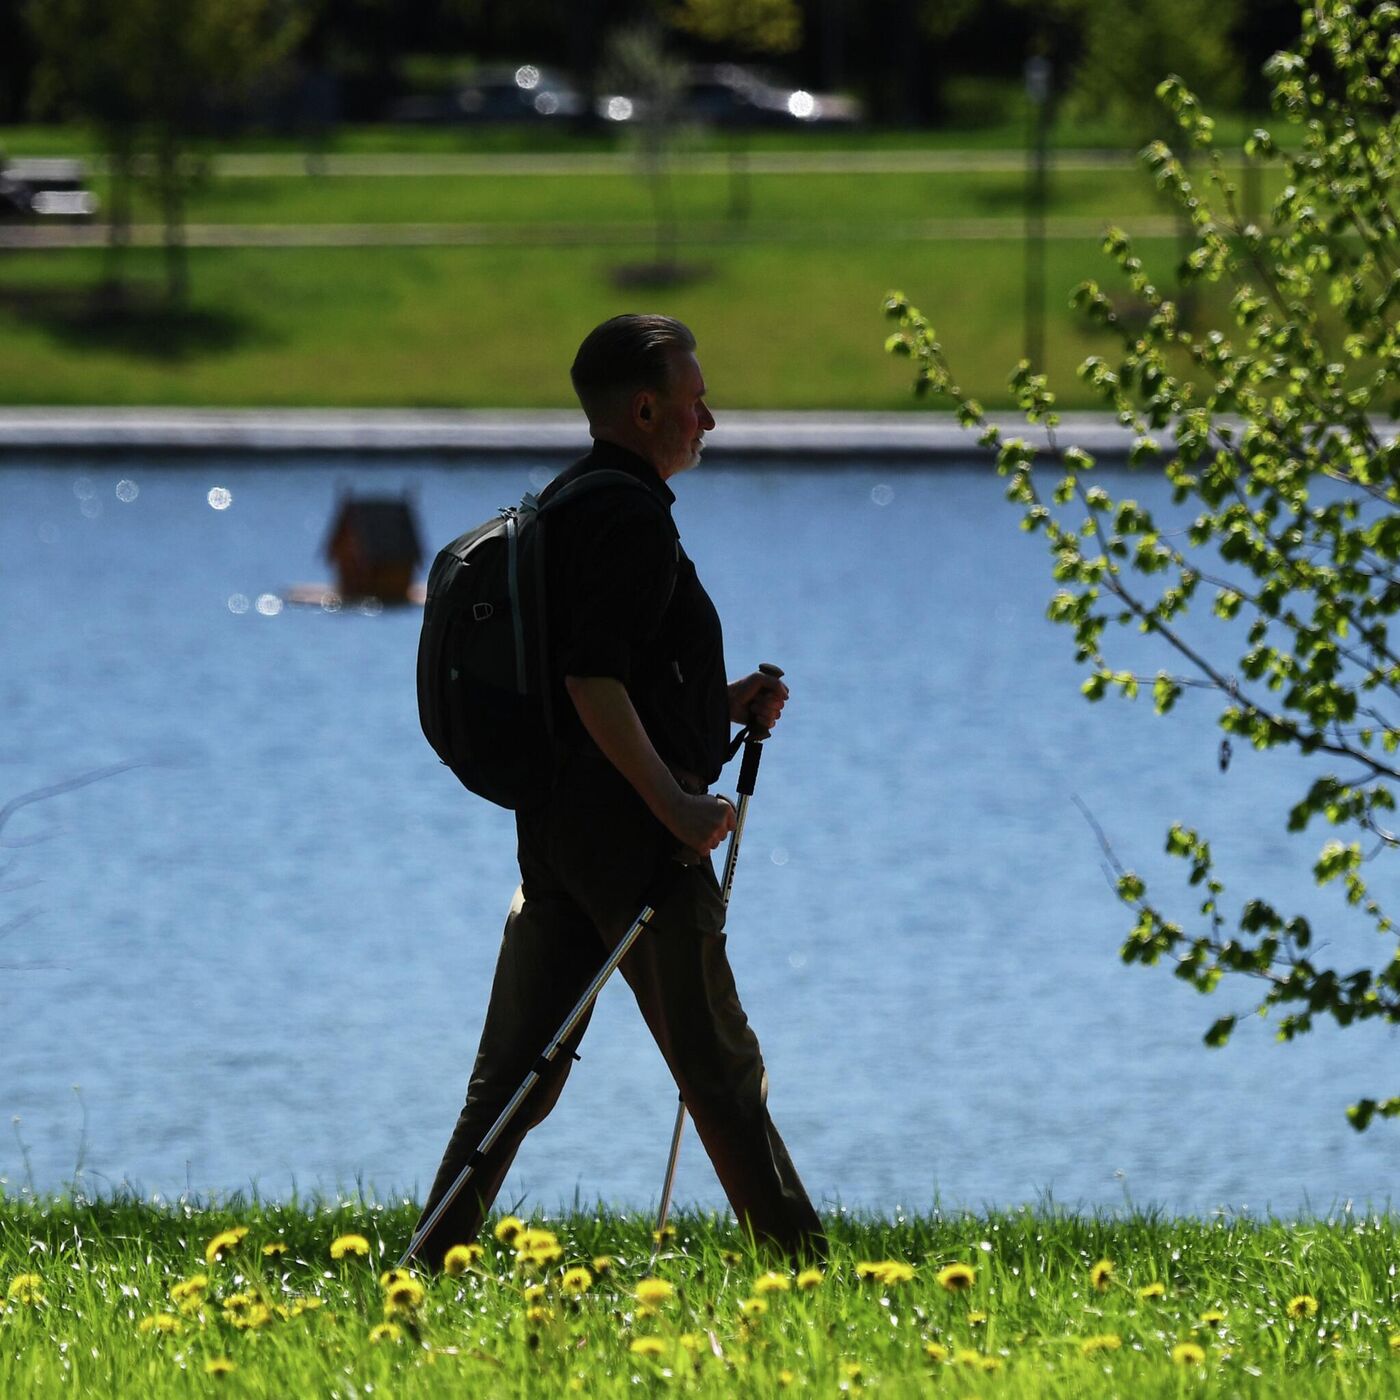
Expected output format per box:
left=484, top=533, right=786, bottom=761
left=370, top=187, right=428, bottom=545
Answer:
left=0, top=214, right=1184, bottom=251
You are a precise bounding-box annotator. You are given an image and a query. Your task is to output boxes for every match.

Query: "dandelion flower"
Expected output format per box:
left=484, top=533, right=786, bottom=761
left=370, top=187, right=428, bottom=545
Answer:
left=1138, top=1281, right=1165, bottom=1300
left=1388, top=1332, right=1400, bottom=1352
left=494, top=1216, right=524, bottom=1245
left=137, top=1313, right=181, bottom=1335
left=330, top=1233, right=371, bottom=1261
left=968, top=1309, right=988, bottom=1326
left=1198, top=1308, right=1226, bottom=1329
left=739, top=1297, right=768, bottom=1318
left=754, top=1271, right=791, bottom=1295
left=170, top=1274, right=208, bottom=1304
left=936, top=1262, right=975, bottom=1292
left=204, top=1228, right=248, bottom=1264
left=204, top=1358, right=236, bottom=1377
left=1080, top=1334, right=1122, bottom=1356
left=287, top=1297, right=323, bottom=1317
left=635, top=1277, right=675, bottom=1306
left=561, top=1267, right=592, bottom=1294
left=6, top=1273, right=45, bottom=1306
left=777, top=1368, right=796, bottom=1387
left=979, top=1356, right=1002, bottom=1373
left=261, top=1242, right=288, bottom=1259
left=924, top=1341, right=949, bottom=1362
left=591, top=1255, right=613, bottom=1276
left=796, top=1267, right=824, bottom=1290
left=629, top=1336, right=667, bottom=1358
left=720, top=1249, right=743, bottom=1265
left=1090, top=1259, right=1115, bottom=1291
left=653, top=1225, right=676, bottom=1244
left=222, top=1292, right=254, bottom=1317
left=514, top=1227, right=559, bottom=1254
left=369, top=1322, right=402, bottom=1344
left=840, top=1360, right=864, bottom=1383
left=1287, top=1294, right=1318, bottom=1320
left=1171, top=1341, right=1206, bottom=1367
left=678, top=1332, right=704, bottom=1352
left=526, top=1304, right=552, bottom=1324
left=953, top=1348, right=983, bottom=1367
left=866, top=1260, right=914, bottom=1285
left=444, top=1243, right=483, bottom=1276
left=386, top=1277, right=426, bottom=1312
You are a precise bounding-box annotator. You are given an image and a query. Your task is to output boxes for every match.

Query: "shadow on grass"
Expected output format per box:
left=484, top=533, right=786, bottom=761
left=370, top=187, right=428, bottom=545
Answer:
left=0, top=281, right=273, bottom=362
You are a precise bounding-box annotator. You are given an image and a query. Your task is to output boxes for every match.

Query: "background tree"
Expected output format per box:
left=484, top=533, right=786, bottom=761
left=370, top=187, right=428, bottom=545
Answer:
left=885, top=0, right=1400, bottom=1128
left=27, top=0, right=303, bottom=305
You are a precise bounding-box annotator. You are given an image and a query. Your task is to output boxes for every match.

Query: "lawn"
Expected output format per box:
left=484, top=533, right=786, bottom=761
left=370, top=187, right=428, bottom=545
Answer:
left=2, top=1195, right=1396, bottom=1397
left=0, top=237, right=1176, bottom=411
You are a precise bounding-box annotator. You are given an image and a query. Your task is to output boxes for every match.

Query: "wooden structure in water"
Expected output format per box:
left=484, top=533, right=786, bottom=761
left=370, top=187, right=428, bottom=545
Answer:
left=321, top=493, right=424, bottom=604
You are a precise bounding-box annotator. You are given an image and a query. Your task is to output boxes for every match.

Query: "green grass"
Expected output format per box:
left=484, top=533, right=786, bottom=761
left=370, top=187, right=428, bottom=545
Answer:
left=3, top=1195, right=1398, bottom=1397
left=0, top=238, right=1178, bottom=411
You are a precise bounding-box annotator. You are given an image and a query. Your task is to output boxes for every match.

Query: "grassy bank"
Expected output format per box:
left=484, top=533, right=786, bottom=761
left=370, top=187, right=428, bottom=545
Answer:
left=2, top=1196, right=1397, bottom=1396
left=0, top=238, right=1165, bottom=411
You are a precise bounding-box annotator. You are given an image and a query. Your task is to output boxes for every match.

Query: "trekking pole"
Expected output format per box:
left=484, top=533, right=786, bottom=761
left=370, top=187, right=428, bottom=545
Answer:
left=397, top=879, right=676, bottom=1271
left=651, top=663, right=783, bottom=1254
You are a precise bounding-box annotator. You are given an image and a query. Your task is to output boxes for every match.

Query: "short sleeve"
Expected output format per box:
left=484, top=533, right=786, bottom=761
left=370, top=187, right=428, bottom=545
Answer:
left=557, top=497, right=676, bottom=684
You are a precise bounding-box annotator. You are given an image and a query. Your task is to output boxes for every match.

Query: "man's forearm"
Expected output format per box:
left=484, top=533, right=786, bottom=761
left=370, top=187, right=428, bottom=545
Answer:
left=564, top=675, right=681, bottom=824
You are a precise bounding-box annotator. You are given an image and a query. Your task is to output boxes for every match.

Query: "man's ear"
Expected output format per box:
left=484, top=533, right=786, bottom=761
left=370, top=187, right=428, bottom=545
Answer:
left=631, top=389, right=655, bottom=428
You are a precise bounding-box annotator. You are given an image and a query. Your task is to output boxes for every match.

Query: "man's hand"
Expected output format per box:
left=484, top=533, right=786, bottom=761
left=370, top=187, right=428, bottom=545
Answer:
left=728, top=670, right=789, bottom=730
left=665, top=791, right=736, bottom=861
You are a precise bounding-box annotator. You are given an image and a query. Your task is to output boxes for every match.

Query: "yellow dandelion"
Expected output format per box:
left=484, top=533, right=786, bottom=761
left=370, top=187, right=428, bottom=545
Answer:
left=493, top=1215, right=524, bottom=1245
left=1090, top=1258, right=1114, bottom=1291
left=204, top=1228, right=248, bottom=1264
left=516, top=1242, right=564, bottom=1268
left=1388, top=1332, right=1400, bottom=1352
left=936, top=1262, right=975, bottom=1292
left=329, top=1233, right=370, bottom=1261
left=1287, top=1294, right=1319, bottom=1320
left=739, top=1297, right=768, bottom=1317
left=261, top=1242, right=288, bottom=1259
left=1080, top=1333, right=1122, bottom=1356
left=137, top=1312, right=182, bottom=1335
left=635, top=1277, right=675, bottom=1306
left=777, top=1368, right=796, bottom=1387
left=526, top=1304, right=552, bottom=1324
left=591, top=1255, right=613, bottom=1276
left=629, top=1336, right=667, bottom=1358
left=754, top=1271, right=791, bottom=1295
left=520, top=1283, right=546, bottom=1303
left=924, top=1341, right=949, bottom=1362
left=386, top=1277, right=426, bottom=1312
left=652, top=1225, right=676, bottom=1244
left=514, top=1227, right=559, bottom=1253
left=870, top=1260, right=915, bottom=1285
left=840, top=1360, right=864, bottom=1382
left=953, top=1348, right=983, bottom=1367
left=369, top=1322, right=402, bottom=1344
left=6, top=1273, right=45, bottom=1306
left=228, top=1302, right=273, bottom=1330
left=968, top=1309, right=988, bottom=1326
left=796, top=1267, right=824, bottom=1290
left=204, top=1358, right=236, bottom=1377
left=444, top=1243, right=483, bottom=1276
left=1198, top=1308, right=1226, bottom=1329
left=721, top=1249, right=743, bottom=1265
left=979, top=1356, right=1002, bottom=1373
left=288, top=1297, right=324, bottom=1317
left=378, top=1267, right=412, bottom=1289
left=1138, top=1281, right=1165, bottom=1300
left=678, top=1332, right=704, bottom=1352
left=561, top=1267, right=592, bottom=1294
left=222, top=1292, right=254, bottom=1316
left=1171, top=1341, right=1206, bottom=1367
left=170, top=1274, right=208, bottom=1304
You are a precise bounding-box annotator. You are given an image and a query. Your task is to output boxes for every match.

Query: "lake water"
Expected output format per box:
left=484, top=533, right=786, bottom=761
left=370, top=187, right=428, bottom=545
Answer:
left=2, top=456, right=1395, bottom=1220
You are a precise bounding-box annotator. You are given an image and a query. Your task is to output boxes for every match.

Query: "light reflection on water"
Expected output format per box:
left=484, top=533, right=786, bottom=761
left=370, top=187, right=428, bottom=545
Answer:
left=1, top=457, right=1396, bottom=1217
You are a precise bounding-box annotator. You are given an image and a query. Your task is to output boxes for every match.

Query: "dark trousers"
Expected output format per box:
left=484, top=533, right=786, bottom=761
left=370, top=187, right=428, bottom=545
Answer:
left=412, top=750, right=824, bottom=1267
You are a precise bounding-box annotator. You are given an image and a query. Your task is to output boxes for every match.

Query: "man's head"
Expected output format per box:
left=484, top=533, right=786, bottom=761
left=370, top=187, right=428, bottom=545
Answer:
left=571, top=314, right=716, bottom=479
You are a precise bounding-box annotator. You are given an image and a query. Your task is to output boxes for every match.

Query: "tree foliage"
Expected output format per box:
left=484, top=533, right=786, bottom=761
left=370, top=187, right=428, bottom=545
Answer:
left=670, top=0, right=802, bottom=54
left=27, top=0, right=303, bottom=303
left=885, top=0, right=1400, bottom=1129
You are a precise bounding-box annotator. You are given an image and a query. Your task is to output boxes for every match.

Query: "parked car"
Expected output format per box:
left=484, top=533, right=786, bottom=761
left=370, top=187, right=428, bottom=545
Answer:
left=0, top=157, right=98, bottom=221
left=599, top=64, right=861, bottom=129
left=386, top=65, right=584, bottom=124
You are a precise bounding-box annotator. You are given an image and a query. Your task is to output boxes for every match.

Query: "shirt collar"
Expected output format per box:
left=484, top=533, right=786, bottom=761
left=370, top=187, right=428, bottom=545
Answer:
left=587, top=437, right=676, bottom=508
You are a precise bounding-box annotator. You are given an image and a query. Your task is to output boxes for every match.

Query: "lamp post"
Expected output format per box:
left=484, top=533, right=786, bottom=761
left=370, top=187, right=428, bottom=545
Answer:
left=1024, top=53, right=1052, bottom=371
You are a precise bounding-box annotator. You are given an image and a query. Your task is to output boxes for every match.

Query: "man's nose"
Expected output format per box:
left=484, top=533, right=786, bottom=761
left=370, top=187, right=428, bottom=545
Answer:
left=701, top=405, right=716, bottom=430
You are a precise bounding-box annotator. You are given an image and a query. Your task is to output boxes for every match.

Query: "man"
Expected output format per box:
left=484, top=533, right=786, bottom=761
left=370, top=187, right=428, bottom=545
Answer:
left=412, top=314, right=824, bottom=1266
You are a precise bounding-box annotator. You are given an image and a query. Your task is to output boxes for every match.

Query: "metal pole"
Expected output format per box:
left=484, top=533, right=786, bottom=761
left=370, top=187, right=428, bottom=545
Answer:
left=398, top=895, right=665, bottom=1270
left=652, top=664, right=782, bottom=1251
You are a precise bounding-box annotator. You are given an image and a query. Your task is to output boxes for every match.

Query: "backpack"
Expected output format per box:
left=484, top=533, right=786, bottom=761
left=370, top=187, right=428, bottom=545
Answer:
left=416, top=468, right=675, bottom=809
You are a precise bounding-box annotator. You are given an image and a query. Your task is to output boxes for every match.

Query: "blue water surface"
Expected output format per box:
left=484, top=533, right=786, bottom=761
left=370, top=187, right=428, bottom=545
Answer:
left=1, top=456, right=1394, bottom=1218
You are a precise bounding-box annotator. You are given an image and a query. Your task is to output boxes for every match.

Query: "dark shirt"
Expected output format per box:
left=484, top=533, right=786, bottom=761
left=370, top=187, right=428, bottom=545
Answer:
left=540, top=438, right=730, bottom=784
